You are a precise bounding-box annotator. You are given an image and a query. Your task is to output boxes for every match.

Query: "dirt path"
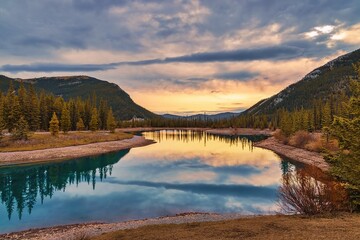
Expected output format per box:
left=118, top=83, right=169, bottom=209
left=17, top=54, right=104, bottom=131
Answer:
left=0, top=136, right=154, bottom=167
left=255, top=137, right=329, bottom=171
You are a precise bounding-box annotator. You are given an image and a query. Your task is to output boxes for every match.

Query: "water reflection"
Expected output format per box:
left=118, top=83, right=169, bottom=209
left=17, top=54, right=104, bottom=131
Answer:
left=278, top=165, right=348, bottom=214
left=146, top=130, right=267, bottom=148
left=0, top=150, right=129, bottom=220
left=0, top=130, right=287, bottom=233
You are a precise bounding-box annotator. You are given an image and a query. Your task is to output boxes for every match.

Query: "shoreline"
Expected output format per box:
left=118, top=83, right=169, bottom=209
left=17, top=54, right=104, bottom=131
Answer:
left=0, top=212, right=253, bottom=240
left=254, top=136, right=329, bottom=171
left=2, top=212, right=359, bottom=240
left=0, top=135, right=154, bottom=167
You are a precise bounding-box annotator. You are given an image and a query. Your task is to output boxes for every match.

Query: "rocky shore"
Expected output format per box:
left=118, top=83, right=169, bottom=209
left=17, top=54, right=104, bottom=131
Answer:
left=255, top=136, right=329, bottom=171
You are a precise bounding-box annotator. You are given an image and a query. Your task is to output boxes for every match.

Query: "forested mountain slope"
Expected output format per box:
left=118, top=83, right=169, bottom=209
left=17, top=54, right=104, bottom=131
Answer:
left=0, top=75, right=158, bottom=120
left=244, top=48, right=360, bottom=115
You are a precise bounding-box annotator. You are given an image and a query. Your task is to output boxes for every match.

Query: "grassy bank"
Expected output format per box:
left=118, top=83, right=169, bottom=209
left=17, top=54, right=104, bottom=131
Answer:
left=0, top=131, right=133, bottom=152
left=93, top=214, right=360, bottom=240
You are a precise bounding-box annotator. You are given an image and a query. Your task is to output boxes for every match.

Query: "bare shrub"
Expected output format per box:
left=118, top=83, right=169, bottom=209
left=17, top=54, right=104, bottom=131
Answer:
left=278, top=166, right=349, bottom=215
left=323, top=139, right=339, bottom=152
left=273, top=129, right=288, bottom=144
left=288, top=130, right=313, bottom=149
left=304, top=134, right=323, bottom=152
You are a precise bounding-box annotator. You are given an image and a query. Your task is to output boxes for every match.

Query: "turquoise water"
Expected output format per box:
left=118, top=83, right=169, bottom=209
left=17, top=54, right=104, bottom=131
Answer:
left=0, top=130, right=293, bottom=233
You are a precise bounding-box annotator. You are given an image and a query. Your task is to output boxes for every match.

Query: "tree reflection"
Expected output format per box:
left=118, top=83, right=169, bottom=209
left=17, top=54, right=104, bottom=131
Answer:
left=278, top=164, right=348, bottom=215
left=145, top=130, right=267, bottom=149
left=0, top=149, right=129, bottom=220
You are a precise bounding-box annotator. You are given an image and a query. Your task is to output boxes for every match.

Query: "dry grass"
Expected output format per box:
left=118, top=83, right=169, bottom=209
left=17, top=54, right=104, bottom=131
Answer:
left=273, top=129, right=288, bottom=144
left=92, top=214, right=360, bottom=240
left=289, top=130, right=314, bottom=149
left=0, top=131, right=132, bottom=152
left=274, top=130, right=339, bottom=153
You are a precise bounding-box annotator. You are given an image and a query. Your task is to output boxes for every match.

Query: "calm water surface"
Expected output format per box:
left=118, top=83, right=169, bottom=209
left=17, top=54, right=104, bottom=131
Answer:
left=0, top=130, right=296, bottom=233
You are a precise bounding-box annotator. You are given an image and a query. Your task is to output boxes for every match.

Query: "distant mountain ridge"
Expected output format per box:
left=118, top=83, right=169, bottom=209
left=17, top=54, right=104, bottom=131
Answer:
left=0, top=75, right=158, bottom=120
left=244, top=48, right=360, bottom=115
left=163, top=112, right=240, bottom=120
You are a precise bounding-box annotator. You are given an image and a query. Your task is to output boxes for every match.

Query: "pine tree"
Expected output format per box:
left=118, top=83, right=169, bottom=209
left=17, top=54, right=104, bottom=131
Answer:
left=49, top=112, right=60, bottom=136
left=11, top=116, right=29, bottom=141
left=279, top=109, right=293, bottom=136
left=53, top=97, right=64, bottom=119
left=39, top=91, right=49, bottom=131
left=322, top=101, right=332, bottom=128
left=0, top=103, right=5, bottom=140
left=76, top=118, right=85, bottom=131
left=84, top=98, right=92, bottom=129
left=4, top=82, right=21, bottom=132
left=61, top=105, right=71, bottom=133
left=89, top=108, right=99, bottom=131
left=99, top=99, right=108, bottom=130
left=18, top=82, right=28, bottom=118
left=327, top=79, right=360, bottom=210
left=106, top=108, right=116, bottom=133
left=27, top=85, right=40, bottom=131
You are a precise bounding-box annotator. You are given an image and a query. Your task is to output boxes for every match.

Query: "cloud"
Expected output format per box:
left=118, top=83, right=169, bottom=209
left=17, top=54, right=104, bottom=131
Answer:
left=0, top=45, right=303, bottom=72
left=104, top=178, right=278, bottom=199
left=0, top=63, right=119, bottom=73
left=213, top=71, right=258, bottom=81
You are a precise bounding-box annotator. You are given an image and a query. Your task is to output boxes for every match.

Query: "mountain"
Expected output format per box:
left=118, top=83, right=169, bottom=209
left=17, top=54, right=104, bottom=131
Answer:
left=163, top=112, right=240, bottom=120
left=244, top=48, right=360, bottom=115
left=0, top=75, right=158, bottom=120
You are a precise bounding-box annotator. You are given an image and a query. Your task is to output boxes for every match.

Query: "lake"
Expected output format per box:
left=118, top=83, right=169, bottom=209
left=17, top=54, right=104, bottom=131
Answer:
left=0, top=130, right=296, bottom=233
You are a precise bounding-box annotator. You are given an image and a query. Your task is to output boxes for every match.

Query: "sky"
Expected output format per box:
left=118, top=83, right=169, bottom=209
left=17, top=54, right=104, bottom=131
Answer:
left=0, top=0, right=360, bottom=115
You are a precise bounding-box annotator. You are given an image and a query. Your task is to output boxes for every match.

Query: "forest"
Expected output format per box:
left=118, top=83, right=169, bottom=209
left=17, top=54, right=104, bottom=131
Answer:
left=0, top=81, right=117, bottom=140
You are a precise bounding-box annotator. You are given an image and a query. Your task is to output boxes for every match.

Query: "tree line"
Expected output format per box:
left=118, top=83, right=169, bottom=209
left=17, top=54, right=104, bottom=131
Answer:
left=0, top=81, right=117, bottom=140
left=119, top=96, right=347, bottom=132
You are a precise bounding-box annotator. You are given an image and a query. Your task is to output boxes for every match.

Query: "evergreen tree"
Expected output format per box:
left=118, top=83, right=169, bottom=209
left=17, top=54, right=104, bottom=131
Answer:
left=39, top=91, right=49, bottom=131
left=4, top=82, right=21, bottom=132
left=76, top=118, right=85, bottom=131
left=11, top=116, right=29, bottom=141
left=0, top=105, right=5, bottom=140
left=98, top=99, right=108, bottom=130
left=60, top=105, right=71, bottom=133
left=106, top=108, right=116, bottom=133
left=84, top=98, right=92, bottom=129
left=17, top=82, right=28, bottom=118
left=322, top=101, right=332, bottom=128
left=27, top=85, right=40, bottom=131
left=327, top=79, right=360, bottom=210
left=53, top=97, right=64, bottom=119
left=49, top=112, right=60, bottom=136
left=89, top=108, right=99, bottom=131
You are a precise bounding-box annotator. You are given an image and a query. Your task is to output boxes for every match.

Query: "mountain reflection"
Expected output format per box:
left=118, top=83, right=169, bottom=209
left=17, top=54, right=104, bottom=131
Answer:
left=0, top=150, right=129, bottom=220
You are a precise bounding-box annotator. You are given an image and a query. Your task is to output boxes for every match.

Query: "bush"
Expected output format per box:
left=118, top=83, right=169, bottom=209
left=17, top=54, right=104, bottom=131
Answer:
left=304, top=138, right=323, bottom=152
left=273, top=129, right=288, bottom=144
left=279, top=166, right=349, bottom=215
left=288, top=130, right=313, bottom=149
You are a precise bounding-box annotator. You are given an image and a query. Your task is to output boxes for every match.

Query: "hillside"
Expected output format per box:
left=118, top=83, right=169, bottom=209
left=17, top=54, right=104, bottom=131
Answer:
left=244, top=48, right=360, bottom=115
left=0, top=75, right=158, bottom=120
